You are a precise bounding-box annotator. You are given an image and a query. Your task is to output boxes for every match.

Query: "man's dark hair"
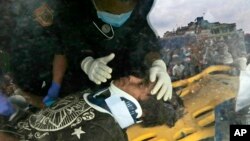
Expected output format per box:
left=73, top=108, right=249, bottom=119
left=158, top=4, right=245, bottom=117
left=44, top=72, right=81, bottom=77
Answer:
left=126, top=67, right=184, bottom=128
left=139, top=91, right=184, bottom=128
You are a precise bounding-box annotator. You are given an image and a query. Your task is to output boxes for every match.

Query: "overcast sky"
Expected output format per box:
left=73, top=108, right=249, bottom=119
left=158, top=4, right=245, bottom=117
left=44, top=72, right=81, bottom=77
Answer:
left=148, top=0, right=250, bottom=37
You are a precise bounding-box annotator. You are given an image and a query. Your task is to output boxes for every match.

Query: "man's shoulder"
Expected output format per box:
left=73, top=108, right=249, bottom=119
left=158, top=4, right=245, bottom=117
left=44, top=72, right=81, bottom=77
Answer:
left=15, top=93, right=127, bottom=141
left=85, top=113, right=128, bottom=141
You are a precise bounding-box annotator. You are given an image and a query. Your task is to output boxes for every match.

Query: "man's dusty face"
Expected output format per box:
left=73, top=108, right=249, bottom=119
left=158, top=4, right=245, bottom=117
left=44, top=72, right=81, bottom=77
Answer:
left=113, top=75, right=154, bottom=101
left=113, top=76, right=184, bottom=128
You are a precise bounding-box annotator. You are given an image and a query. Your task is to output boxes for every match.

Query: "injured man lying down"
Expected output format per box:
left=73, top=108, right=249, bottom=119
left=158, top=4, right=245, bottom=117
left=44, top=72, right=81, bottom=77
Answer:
left=0, top=74, right=184, bottom=141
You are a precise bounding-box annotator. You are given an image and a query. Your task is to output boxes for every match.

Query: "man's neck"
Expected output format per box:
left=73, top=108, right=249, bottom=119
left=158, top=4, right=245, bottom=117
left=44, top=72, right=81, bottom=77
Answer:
left=84, top=82, right=142, bottom=129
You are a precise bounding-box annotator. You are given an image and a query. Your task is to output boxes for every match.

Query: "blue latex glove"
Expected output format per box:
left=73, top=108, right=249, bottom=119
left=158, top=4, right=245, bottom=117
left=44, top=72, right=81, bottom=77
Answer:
left=0, top=92, right=16, bottom=117
left=43, top=81, right=60, bottom=107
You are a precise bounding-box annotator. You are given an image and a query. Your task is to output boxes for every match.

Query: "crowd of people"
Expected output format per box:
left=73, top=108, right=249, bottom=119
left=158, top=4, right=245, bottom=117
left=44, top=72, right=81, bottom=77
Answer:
left=160, top=34, right=248, bottom=81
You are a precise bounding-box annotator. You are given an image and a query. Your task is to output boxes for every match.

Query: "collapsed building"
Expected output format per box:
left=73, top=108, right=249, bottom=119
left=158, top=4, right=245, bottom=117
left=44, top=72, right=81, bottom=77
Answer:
left=163, top=17, right=245, bottom=42
left=160, top=17, right=248, bottom=80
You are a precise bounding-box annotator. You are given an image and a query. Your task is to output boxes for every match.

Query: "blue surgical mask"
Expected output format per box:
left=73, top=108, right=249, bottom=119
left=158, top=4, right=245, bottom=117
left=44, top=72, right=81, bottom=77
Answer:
left=97, top=11, right=132, bottom=27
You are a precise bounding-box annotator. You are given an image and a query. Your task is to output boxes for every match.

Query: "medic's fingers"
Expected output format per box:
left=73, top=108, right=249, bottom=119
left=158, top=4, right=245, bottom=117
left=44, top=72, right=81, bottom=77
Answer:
left=88, top=70, right=101, bottom=85
left=92, top=77, right=101, bottom=85
left=149, top=68, right=157, bottom=83
left=93, top=73, right=107, bottom=83
left=151, top=78, right=164, bottom=95
left=157, top=83, right=167, bottom=100
left=163, top=85, right=173, bottom=101
left=101, top=53, right=115, bottom=64
left=97, top=68, right=112, bottom=79
left=99, top=63, right=113, bottom=74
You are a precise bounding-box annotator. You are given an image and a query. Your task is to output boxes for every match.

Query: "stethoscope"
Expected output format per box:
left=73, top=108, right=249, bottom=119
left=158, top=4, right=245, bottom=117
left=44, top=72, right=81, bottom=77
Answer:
left=91, top=0, right=114, bottom=40
left=92, top=21, right=114, bottom=40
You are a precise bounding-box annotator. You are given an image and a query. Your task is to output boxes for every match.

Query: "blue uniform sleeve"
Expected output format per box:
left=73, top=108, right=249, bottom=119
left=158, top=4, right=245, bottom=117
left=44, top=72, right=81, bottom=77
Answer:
left=0, top=93, right=15, bottom=117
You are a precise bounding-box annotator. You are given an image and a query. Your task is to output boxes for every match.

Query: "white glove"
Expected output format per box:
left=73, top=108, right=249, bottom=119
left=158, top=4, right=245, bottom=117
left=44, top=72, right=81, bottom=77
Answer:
left=81, top=53, right=115, bottom=85
left=149, top=59, right=172, bottom=101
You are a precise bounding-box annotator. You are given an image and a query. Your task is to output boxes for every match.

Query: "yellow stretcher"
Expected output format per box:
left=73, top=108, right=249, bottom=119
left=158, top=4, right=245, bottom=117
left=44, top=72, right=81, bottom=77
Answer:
left=127, top=65, right=239, bottom=141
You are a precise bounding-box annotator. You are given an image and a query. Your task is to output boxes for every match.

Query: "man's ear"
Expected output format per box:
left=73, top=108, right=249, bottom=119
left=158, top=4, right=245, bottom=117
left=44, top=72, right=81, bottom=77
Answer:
left=129, top=76, right=143, bottom=84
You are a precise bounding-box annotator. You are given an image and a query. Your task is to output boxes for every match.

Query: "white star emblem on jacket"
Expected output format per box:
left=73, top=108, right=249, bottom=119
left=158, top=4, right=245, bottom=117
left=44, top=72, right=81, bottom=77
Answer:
left=71, top=126, right=86, bottom=139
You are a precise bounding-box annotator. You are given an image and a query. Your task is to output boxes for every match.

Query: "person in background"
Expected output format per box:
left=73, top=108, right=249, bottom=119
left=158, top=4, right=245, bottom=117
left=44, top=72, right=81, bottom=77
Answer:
left=172, top=61, right=185, bottom=80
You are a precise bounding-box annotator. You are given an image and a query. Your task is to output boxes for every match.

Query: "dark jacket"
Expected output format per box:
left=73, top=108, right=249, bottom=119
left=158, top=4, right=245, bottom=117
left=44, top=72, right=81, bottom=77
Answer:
left=16, top=92, right=128, bottom=141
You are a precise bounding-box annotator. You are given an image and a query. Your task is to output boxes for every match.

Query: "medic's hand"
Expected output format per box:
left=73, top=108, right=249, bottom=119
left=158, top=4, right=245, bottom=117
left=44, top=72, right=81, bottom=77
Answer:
left=81, top=53, right=115, bottom=85
left=0, top=92, right=16, bottom=117
left=149, top=60, right=172, bottom=101
left=43, top=81, right=60, bottom=107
